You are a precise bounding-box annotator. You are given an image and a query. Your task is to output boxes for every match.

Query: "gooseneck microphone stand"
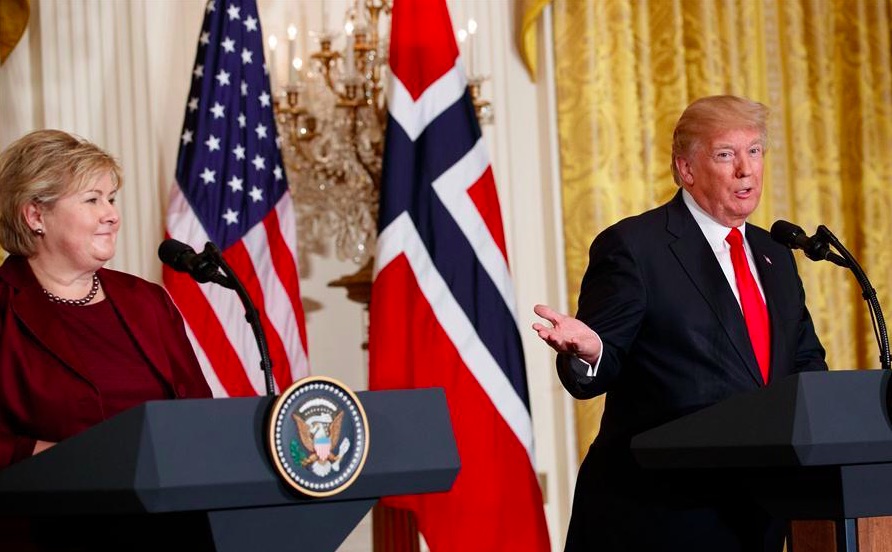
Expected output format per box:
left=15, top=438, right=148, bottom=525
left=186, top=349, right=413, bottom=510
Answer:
left=816, top=225, right=891, bottom=371
left=812, top=225, right=891, bottom=552
left=202, top=242, right=277, bottom=396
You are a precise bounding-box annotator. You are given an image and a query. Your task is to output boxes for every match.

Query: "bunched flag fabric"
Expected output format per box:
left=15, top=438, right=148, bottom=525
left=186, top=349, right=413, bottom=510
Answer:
left=164, top=0, right=309, bottom=396
left=368, top=0, right=550, bottom=549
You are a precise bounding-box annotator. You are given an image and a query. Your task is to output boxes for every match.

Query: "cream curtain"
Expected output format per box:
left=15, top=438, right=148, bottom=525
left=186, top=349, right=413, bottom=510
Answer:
left=522, top=0, right=892, bottom=460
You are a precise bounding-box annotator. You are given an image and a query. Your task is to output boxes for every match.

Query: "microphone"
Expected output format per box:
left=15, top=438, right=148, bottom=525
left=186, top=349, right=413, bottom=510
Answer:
left=771, top=222, right=890, bottom=370
left=158, top=238, right=277, bottom=392
left=158, top=239, right=232, bottom=287
left=769, top=220, right=847, bottom=267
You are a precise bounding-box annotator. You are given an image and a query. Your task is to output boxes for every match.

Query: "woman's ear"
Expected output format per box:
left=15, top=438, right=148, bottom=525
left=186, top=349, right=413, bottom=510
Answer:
left=23, top=202, right=45, bottom=233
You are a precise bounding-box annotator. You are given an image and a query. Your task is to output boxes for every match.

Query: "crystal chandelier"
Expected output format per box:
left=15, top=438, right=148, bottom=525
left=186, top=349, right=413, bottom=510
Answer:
left=271, top=1, right=492, bottom=266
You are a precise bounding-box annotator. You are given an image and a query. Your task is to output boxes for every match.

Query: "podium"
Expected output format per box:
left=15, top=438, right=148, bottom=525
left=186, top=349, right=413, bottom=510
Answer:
left=631, top=369, right=892, bottom=552
left=0, top=388, right=459, bottom=551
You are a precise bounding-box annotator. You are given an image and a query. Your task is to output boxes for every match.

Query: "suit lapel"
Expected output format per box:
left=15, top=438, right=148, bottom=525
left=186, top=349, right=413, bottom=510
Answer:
left=665, top=193, right=764, bottom=385
left=12, top=284, right=97, bottom=384
left=101, top=270, right=176, bottom=386
left=4, top=257, right=94, bottom=383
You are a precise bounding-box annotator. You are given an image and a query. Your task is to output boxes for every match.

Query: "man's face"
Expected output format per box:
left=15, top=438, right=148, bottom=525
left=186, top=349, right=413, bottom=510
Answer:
left=675, top=127, right=764, bottom=227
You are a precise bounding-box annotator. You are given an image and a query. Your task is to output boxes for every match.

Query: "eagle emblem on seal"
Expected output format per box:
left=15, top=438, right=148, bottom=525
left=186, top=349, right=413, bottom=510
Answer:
left=292, top=397, right=352, bottom=477
left=268, top=377, right=369, bottom=497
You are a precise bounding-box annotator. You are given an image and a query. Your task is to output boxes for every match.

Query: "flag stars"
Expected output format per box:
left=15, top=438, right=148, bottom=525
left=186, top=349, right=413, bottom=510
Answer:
left=216, top=69, right=231, bottom=86
left=205, top=134, right=221, bottom=152
left=241, top=81, right=248, bottom=96
left=222, top=208, right=239, bottom=225
left=193, top=64, right=204, bottom=79
left=205, top=0, right=215, bottom=13
left=222, top=36, right=235, bottom=53
left=210, top=101, right=225, bottom=119
left=227, top=4, right=240, bottom=20
left=233, top=144, right=246, bottom=160
left=238, top=113, right=246, bottom=128
left=187, top=96, right=199, bottom=112
left=244, top=15, right=258, bottom=32
left=200, top=168, right=216, bottom=185
left=227, top=175, right=244, bottom=193
left=273, top=165, right=283, bottom=181
left=249, top=186, right=264, bottom=202
left=255, top=123, right=268, bottom=139
left=241, top=48, right=253, bottom=64
left=199, top=31, right=210, bottom=45
left=181, top=129, right=194, bottom=145
left=259, top=91, right=271, bottom=107
left=251, top=154, right=266, bottom=171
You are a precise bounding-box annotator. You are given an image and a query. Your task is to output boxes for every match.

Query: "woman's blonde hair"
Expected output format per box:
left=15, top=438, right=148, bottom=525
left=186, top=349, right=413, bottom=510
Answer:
left=671, top=95, right=769, bottom=185
left=0, top=130, right=122, bottom=256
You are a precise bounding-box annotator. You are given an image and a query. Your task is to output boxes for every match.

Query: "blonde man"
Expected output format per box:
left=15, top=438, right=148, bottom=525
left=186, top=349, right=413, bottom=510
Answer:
left=535, top=96, right=826, bottom=552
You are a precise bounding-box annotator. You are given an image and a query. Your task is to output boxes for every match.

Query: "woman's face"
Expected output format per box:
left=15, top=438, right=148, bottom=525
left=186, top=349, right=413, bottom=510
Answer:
left=36, top=172, right=120, bottom=272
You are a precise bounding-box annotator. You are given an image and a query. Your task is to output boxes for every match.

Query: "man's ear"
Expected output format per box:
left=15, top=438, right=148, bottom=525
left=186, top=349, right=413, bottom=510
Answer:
left=22, top=202, right=45, bottom=232
left=675, top=156, right=695, bottom=185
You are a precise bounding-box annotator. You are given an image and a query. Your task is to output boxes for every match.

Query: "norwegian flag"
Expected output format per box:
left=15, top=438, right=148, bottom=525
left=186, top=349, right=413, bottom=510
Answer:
left=163, top=0, right=309, bottom=397
left=368, top=0, right=550, bottom=549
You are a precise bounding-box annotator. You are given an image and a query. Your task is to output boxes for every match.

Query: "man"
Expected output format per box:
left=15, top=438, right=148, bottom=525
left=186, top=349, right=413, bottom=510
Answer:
left=533, top=95, right=827, bottom=551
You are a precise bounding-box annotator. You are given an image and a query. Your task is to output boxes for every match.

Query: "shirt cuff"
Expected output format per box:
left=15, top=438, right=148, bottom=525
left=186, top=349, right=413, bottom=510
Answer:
left=572, top=333, right=603, bottom=378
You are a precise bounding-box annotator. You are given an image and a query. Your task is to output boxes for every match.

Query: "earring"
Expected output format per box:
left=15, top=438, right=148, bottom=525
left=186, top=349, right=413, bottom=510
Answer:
left=34, top=228, right=45, bottom=236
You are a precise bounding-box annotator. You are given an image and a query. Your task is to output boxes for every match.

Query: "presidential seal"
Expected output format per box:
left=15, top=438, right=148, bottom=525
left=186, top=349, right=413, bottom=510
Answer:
left=267, top=376, right=370, bottom=497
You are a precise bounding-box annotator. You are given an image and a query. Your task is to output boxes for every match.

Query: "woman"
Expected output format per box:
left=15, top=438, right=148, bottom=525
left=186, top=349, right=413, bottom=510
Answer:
left=0, top=129, right=212, bottom=470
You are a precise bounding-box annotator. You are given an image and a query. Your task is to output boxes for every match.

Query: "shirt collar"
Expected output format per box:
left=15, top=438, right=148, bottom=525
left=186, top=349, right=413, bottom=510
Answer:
left=681, top=189, right=747, bottom=251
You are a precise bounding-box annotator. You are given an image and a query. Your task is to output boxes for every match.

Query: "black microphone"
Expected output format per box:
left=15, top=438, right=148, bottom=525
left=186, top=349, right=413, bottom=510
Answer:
left=158, top=238, right=277, bottom=392
left=158, top=239, right=232, bottom=287
left=770, top=220, right=848, bottom=267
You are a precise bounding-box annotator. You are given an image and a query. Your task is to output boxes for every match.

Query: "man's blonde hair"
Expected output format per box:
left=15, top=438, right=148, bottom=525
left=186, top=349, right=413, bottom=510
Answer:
left=670, top=95, right=769, bottom=185
left=0, top=130, right=122, bottom=256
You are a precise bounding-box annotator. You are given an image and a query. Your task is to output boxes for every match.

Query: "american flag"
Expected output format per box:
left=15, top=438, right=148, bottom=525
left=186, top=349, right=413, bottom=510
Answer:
left=163, top=0, right=309, bottom=397
left=368, top=0, right=550, bottom=549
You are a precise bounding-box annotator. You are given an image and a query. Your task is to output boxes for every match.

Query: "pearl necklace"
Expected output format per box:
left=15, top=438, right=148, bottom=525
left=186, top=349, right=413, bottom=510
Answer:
left=43, top=273, right=100, bottom=306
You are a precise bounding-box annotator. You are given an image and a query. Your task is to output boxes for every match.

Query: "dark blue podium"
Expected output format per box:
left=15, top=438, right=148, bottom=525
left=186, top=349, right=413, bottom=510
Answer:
left=632, top=370, right=892, bottom=552
left=0, top=388, right=459, bottom=551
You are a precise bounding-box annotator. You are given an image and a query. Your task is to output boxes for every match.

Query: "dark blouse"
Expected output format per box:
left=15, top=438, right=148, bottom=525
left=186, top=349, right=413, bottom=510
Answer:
left=53, top=299, right=172, bottom=419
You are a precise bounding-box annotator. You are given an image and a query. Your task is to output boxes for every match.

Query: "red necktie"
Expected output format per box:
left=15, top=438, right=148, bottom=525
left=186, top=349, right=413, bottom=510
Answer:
left=726, top=228, right=771, bottom=384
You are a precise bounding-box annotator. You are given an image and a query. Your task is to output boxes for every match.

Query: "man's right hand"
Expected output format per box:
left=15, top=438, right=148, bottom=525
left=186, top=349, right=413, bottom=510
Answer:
left=532, top=304, right=602, bottom=365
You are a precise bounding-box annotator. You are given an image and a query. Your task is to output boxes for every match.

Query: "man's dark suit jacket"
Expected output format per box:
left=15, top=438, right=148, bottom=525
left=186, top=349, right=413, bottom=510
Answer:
left=0, top=255, right=212, bottom=469
left=560, top=192, right=827, bottom=552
